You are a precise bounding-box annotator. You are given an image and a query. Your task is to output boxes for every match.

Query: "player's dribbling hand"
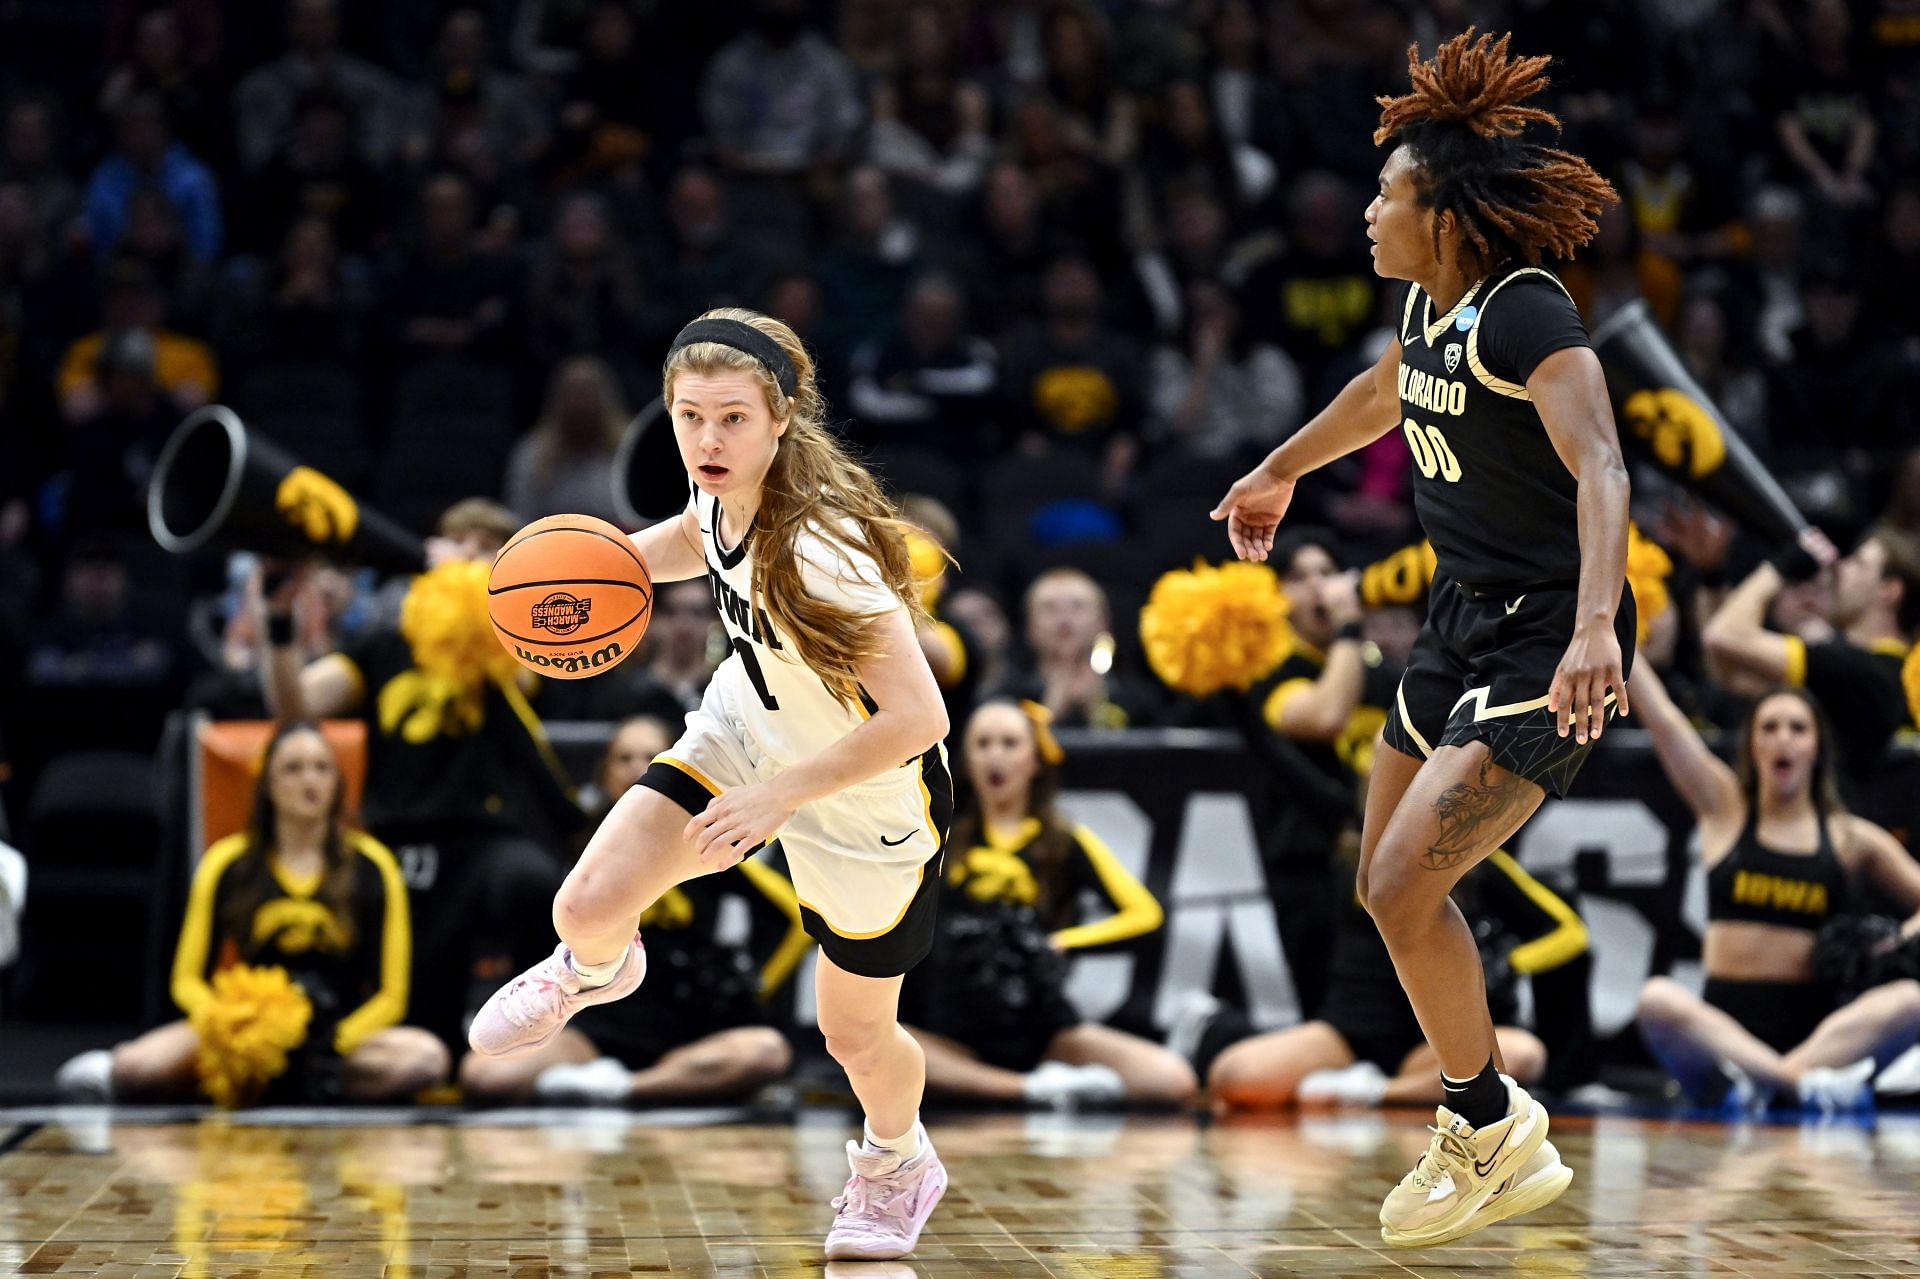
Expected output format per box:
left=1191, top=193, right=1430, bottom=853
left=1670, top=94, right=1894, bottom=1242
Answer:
left=1548, top=622, right=1629, bottom=745
left=685, top=781, right=797, bottom=870
left=1209, top=466, right=1295, bottom=563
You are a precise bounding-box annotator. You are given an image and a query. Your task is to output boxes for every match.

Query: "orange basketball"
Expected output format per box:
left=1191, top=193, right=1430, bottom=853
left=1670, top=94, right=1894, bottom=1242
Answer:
left=488, top=514, right=651, bottom=679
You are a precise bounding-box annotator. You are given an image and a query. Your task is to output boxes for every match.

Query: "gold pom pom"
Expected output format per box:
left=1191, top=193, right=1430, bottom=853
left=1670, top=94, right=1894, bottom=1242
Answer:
left=1903, top=644, right=1920, bottom=729
left=192, top=964, right=313, bottom=1108
left=1626, top=523, right=1675, bottom=646
left=394, top=560, right=521, bottom=738
left=1140, top=561, right=1293, bottom=698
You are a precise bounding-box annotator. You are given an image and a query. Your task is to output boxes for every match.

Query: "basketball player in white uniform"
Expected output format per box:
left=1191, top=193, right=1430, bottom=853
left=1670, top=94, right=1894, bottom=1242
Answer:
left=470, top=311, right=953, bottom=1262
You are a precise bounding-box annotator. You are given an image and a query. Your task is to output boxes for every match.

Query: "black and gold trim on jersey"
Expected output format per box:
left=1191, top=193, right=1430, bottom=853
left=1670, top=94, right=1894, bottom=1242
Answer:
left=705, top=493, right=751, bottom=570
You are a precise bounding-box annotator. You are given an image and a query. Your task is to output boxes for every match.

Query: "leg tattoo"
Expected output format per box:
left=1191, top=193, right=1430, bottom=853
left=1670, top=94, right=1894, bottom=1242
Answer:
left=1425, top=758, right=1529, bottom=871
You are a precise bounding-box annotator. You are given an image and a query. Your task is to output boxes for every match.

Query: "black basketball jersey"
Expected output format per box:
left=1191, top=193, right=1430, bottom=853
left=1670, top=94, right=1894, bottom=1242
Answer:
left=1393, top=264, right=1592, bottom=589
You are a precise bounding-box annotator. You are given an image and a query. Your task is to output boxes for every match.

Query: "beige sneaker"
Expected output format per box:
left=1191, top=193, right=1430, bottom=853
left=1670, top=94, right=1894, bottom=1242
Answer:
left=1383, top=1136, right=1572, bottom=1247
left=1379, top=1076, right=1548, bottom=1248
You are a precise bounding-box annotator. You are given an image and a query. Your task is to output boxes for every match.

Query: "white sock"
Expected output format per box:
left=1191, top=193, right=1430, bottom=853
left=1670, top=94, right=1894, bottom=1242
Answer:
left=568, top=950, right=625, bottom=988
left=864, top=1117, right=922, bottom=1161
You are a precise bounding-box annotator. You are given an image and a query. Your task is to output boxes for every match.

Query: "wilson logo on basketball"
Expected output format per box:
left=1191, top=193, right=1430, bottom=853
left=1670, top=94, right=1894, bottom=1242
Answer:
left=511, top=641, right=624, bottom=675
left=530, top=592, right=592, bottom=635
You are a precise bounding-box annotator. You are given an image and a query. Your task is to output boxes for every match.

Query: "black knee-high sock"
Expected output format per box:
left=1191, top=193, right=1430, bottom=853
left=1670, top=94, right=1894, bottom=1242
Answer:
left=1441, top=1057, right=1508, bottom=1129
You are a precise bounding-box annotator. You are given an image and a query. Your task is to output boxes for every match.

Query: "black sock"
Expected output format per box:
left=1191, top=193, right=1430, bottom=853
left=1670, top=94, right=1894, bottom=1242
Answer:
left=1441, top=1057, right=1508, bottom=1129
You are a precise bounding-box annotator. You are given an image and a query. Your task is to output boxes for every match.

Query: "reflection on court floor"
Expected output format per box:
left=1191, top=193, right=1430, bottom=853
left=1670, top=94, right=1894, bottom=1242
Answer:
left=4, top=1108, right=1920, bottom=1277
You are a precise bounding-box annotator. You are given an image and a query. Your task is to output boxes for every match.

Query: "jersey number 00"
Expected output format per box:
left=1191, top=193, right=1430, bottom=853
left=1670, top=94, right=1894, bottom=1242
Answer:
left=1402, top=417, right=1463, bottom=483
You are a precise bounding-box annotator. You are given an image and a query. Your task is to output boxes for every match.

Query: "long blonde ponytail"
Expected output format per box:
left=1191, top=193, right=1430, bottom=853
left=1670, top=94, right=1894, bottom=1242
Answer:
left=662, top=308, right=926, bottom=707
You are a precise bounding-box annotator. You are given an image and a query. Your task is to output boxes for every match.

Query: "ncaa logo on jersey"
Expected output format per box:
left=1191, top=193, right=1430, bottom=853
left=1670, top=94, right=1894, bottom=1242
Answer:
left=1444, top=342, right=1463, bottom=374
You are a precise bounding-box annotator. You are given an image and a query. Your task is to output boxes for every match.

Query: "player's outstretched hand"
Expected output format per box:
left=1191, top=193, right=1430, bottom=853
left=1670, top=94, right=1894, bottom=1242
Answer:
left=1209, top=466, right=1296, bottom=562
left=1548, top=622, right=1629, bottom=746
left=685, top=780, right=797, bottom=870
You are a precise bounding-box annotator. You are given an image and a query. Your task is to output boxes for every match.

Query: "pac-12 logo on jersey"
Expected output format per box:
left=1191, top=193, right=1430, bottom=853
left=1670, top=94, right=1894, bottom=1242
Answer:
left=1444, top=343, right=1462, bottom=374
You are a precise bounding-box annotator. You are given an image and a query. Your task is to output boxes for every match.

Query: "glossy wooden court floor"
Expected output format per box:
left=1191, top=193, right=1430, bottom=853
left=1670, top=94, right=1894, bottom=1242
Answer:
left=6, top=1108, right=1920, bottom=1278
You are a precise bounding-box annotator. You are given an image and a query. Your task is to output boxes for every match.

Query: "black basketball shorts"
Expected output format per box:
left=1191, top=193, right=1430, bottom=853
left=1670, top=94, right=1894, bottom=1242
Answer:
left=1381, top=573, right=1636, bottom=798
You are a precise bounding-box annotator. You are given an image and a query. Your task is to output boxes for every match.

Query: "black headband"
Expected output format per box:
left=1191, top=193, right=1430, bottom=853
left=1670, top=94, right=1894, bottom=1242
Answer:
left=667, top=318, right=799, bottom=398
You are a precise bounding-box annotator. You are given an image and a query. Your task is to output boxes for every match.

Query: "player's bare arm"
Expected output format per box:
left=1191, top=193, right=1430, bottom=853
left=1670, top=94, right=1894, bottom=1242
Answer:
left=627, top=506, right=709, bottom=584
left=1531, top=345, right=1631, bottom=742
left=1212, top=337, right=1404, bottom=562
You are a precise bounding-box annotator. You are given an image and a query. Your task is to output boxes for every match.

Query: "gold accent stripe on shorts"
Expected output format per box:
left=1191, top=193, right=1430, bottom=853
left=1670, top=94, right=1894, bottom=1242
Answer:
left=655, top=754, right=721, bottom=797
left=798, top=861, right=927, bottom=939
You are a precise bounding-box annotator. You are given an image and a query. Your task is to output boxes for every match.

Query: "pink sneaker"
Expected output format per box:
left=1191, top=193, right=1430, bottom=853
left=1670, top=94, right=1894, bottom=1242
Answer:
left=466, top=936, right=645, bottom=1058
left=824, top=1129, right=947, bottom=1261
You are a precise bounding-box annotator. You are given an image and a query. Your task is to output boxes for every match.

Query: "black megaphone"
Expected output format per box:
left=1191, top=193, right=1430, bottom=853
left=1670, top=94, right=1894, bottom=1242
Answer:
left=1593, top=300, right=1808, bottom=544
left=147, top=405, right=426, bottom=574
left=613, top=400, right=687, bottom=526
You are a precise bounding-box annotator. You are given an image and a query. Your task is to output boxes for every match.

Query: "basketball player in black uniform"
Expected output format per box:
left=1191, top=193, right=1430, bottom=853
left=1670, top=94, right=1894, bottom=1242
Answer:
left=1213, top=32, right=1629, bottom=1247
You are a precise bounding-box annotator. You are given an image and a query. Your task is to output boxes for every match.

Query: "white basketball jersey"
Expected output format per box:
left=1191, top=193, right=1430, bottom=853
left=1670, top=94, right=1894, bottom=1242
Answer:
left=691, top=491, right=905, bottom=769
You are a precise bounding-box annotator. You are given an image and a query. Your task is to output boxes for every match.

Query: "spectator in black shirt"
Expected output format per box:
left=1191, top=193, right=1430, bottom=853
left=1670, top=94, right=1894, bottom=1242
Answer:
left=1039, top=2, right=1135, bottom=168
left=114, top=187, right=213, bottom=336
left=1204, top=0, right=1288, bottom=166
left=238, top=89, right=388, bottom=257
left=383, top=172, right=518, bottom=370
left=1134, top=184, right=1235, bottom=338
left=217, top=215, right=373, bottom=376
left=1237, top=171, right=1379, bottom=398
left=45, top=329, right=178, bottom=545
left=1006, top=96, right=1128, bottom=269
left=847, top=272, right=997, bottom=457
left=814, top=166, right=927, bottom=376
left=866, top=4, right=994, bottom=213
left=1767, top=265, right=1902, bottom=459
left=1147, top=277, right=1301, bottom=461
left=233, top=0, right=400, bottom=171
left=656, top=165, right=766, bottom=325
left=996, top=254, right=1144, bottom=495
left=1675, top=293, right=1768, bottom=452
left=954, top=162, right=1054, bottom=336
left=1704, top=530, right=1919, bottom=801
left=1135, top=79, right=1276, bottom=233
left=396, top=9, right=548, bottom=177
left=1, top=99, right=79, bottom=252
left=1864, top=181, right=1920, bottom=350
left=523, top=191, right=656, bottom=392
left=98, top=7, right=228, bottom=171
left=1765, top=0, right=1880, bottom=215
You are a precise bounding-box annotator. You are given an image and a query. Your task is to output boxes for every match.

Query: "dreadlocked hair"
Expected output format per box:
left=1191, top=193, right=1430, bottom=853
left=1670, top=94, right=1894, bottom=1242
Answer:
left=663, top=308, right=925, bottom=710
left=1373, top=29, right=1617, bottom=273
